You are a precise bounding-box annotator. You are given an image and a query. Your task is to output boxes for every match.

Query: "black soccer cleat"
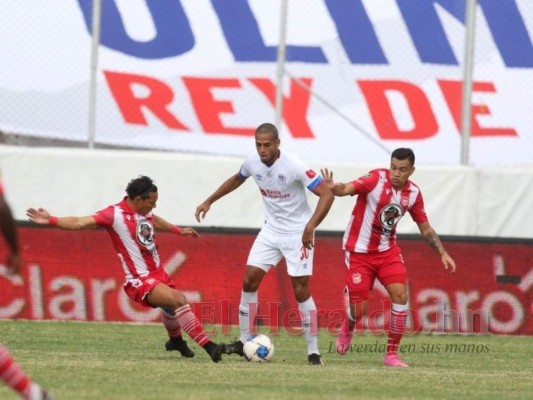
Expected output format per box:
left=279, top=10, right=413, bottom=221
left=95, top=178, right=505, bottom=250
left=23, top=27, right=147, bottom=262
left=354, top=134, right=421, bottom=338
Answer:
left=308, top=353, right=324, bottom=365
left=165, top=337, right=195, bottom=358
left=224, top=340, right=244, bottom=357
left=205, top=342, right=225, bottom=363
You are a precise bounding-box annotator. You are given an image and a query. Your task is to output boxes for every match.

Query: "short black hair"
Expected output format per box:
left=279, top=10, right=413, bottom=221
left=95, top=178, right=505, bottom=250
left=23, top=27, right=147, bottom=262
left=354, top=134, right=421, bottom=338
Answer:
left=391, top=148, right=415, bottom=166
left=126, top=176, right=157, bottom=199
left=255, top=123, right=279, bottom=140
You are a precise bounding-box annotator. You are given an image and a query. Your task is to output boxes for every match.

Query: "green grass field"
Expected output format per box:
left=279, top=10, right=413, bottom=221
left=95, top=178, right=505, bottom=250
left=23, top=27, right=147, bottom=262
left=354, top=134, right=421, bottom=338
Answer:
left=0, top=320, right=531, bottom=399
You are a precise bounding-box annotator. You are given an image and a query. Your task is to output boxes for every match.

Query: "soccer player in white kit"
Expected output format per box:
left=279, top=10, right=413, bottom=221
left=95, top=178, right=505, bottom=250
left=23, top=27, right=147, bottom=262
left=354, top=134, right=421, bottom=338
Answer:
left=26, top=176, right=226, bottom=363
left=195, top=123, right=334, bottom=365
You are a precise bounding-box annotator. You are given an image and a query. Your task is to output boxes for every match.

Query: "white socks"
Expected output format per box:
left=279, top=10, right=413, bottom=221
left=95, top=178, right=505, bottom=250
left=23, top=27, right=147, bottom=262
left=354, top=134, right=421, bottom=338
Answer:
left=299, top=297, right=319, bottom=355
left=239, top=290, right=258, bottom=343
left=239, top=291, right=320, bottom=355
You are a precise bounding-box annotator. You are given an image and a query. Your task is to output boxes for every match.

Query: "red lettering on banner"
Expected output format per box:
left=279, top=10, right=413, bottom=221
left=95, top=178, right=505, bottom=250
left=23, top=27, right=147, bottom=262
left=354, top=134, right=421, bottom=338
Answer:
left=357, top=80, right=438, bottom=140
left=438, top=80, right=517, bottom=137
left=104, top=71, right=189, bottom=130
left=249, top=78, right=315, bottom=138
left=182, top=77, right=255, bottom=136
left=103, top=72, right=517, bottom=143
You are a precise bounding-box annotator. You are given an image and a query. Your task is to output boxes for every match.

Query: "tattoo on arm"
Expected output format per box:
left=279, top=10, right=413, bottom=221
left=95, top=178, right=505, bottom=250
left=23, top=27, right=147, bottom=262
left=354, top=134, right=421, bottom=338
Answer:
left=423, top=230, right=445, bottom=255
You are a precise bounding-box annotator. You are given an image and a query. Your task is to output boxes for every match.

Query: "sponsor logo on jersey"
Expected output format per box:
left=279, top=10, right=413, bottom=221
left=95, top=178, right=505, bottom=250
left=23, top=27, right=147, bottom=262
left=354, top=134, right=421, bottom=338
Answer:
left=255, top=174, right=263, bottom=181
left=379, top=203, right=403, bottom=229
left=137, top=221, right=155, bottom=246
left=261, top=189, right=290, bottom=199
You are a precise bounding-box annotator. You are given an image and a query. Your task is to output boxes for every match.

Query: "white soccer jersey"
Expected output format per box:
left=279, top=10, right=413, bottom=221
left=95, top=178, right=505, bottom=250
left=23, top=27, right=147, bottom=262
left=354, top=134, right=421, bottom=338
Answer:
left=93, top=197, right=160, bottom=282
left=343, top=168, right=428, bottom=253
left=239, top=150, right=323, bottom=235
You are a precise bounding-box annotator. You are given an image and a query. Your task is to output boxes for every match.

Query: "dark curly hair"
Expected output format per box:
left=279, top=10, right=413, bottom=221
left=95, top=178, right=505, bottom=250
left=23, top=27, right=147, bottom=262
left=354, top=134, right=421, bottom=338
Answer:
left=126, top=176, right=157, bottom=200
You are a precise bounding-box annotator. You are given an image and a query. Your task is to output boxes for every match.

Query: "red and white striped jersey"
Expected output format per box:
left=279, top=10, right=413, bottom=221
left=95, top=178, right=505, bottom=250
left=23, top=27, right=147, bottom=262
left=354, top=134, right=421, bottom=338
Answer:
left=93, top=198, right=160, bottom=282
left=343, top=168, right=428, bottom=253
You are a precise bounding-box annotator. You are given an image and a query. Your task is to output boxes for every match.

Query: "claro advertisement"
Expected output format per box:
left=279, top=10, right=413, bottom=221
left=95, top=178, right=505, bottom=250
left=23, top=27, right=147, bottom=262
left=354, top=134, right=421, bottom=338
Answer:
left=1, top=227, right=532, bottom=336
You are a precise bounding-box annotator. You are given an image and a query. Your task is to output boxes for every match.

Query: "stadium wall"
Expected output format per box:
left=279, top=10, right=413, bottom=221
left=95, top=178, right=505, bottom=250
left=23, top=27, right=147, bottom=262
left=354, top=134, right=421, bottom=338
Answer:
left=1, top=145, right=532, bottom=238
left=1, top=227, right=532, bottom=336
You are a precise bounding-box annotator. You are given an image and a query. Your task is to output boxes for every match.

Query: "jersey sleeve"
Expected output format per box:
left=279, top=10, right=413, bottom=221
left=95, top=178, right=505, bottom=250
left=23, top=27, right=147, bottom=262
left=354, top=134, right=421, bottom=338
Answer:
left=239, top=154, right=253, bottom=179
left=93, top=205, right=114, bottom=227
left=291, top=156, right=322, bottom=190
left=304, top=168, right=323, bottom=190
left=352, top=170, right=380, bottom=195
left=409, top=191, right=429, bottom=223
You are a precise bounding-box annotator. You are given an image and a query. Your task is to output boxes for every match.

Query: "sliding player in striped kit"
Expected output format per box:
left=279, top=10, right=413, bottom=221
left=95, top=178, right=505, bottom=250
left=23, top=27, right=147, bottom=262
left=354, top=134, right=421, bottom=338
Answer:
left=322, top=148, right=456, bottom=367
left=195, top=123, right=334, bottom=365
left=0, top=171, right=52, bottom=399
left=26, top=176, right=226, bottom=363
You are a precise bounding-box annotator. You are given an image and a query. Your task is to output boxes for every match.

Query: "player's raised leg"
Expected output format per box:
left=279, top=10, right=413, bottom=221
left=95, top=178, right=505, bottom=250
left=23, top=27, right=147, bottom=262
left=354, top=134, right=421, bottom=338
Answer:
left=162, top=309, right=195, bottom=358
left=0, top=345, right=52, bottom=400
left=147, top=283, right=224, bottom=363
left=337, top=297, right=366, bottom=355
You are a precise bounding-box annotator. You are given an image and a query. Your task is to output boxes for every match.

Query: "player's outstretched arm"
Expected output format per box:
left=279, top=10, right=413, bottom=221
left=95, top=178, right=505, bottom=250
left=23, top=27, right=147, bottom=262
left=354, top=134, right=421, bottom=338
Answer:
left=153, top=215, right=199, bottom=238
left=320, top=168, right=355, bottom=197
left=26, top=207, right=97, bottom=230
left=417, top=221, right=456, bottom=273
left=195, top=173, right=246, bottom=222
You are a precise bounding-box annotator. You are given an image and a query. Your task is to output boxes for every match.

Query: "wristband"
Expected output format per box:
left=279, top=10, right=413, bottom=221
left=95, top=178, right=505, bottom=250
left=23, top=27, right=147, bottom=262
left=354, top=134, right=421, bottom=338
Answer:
left=49, top=216, right=58, bottom=226
left=170, top=225, right=182, bottom=235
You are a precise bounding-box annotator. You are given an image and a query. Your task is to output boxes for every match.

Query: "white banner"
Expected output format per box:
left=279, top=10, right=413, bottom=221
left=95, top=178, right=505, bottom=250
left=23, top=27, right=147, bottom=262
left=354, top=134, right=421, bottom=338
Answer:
left=1, top=0, right=532, bottom=166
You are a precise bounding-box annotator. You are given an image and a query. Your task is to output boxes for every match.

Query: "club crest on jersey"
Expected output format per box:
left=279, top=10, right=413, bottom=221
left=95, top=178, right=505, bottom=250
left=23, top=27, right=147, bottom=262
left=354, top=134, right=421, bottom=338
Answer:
left=278, top=174, right=287, bottom=185
left=379, top=203, right=403, bottom=228
left=137, top=221, right=155, bottom=246
left=352, top=272, right=362, bottom=284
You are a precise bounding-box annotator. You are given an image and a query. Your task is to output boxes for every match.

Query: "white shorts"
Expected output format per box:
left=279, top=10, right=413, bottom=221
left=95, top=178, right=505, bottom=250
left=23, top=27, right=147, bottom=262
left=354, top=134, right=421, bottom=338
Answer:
left=247, top=228, right=314, bottom=277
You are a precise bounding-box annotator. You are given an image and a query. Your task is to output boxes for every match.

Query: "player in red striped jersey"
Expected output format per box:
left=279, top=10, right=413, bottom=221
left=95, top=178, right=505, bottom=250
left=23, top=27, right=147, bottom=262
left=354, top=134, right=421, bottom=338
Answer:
left=0, top=173, right=52, bottom=399
left=322, top=148, right=456, bottom=367
left=26, top=175, right=225, bottom=363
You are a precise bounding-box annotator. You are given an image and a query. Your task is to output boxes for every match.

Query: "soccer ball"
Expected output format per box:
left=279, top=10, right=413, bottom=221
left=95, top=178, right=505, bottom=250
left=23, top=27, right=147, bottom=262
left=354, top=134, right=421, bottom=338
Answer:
left=243, top=334, right=275, bottom=362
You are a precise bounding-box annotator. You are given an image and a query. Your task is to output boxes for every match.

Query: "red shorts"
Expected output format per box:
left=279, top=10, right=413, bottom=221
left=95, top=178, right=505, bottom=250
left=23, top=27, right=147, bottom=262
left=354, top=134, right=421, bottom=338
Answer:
left=345, top=246, right=406, bottom=303
left=123, top=268, right=177, bottom=308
